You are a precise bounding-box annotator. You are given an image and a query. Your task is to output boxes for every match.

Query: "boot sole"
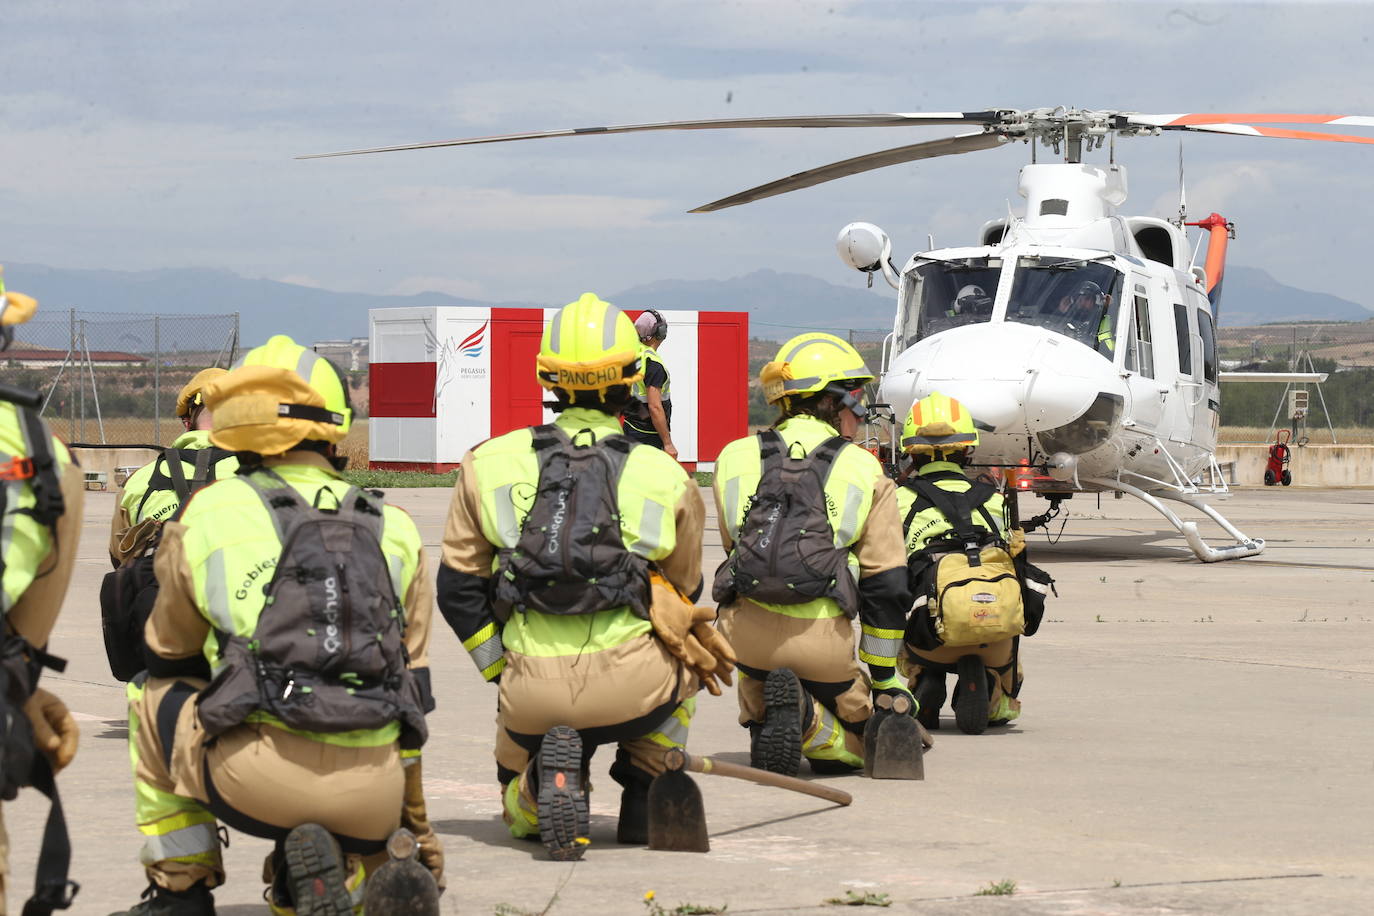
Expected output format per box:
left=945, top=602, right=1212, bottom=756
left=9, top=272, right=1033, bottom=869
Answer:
left=538, top=726, right=590, bottom=861
left=284, top=823, right=353, bottom=916
left=754, top=669, right=802, bottom=776
left=954, top=656, right=990, bottom=735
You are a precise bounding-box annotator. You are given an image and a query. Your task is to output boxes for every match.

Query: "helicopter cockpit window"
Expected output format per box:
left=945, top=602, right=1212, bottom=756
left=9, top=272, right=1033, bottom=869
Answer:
left=899, top=257, right=1003, bottom=345
left=1006, top=257, right=1124, bottom=357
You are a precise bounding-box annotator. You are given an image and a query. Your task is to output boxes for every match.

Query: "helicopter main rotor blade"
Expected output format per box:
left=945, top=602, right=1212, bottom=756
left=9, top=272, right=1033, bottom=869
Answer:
left=689, top=131, right=1006, bottom=212
left=297, top=112, right=1003, bottom=159
left=1160, top=122, right=1374, bottom=145
left=1128, top=112, right=1374, bottom=128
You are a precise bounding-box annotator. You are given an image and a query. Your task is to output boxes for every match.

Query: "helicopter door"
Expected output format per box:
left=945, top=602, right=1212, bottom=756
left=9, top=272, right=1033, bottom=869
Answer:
left=1122, top=282, right=1165, bottom=434
left=1195, top=304, right=1221, bottom=448
left=1171, top=301, right=1203, bottom=445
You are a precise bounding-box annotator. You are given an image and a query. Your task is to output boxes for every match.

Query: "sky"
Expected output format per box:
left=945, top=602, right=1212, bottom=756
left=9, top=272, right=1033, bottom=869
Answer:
left=4, top=0, right=1374, bottom=311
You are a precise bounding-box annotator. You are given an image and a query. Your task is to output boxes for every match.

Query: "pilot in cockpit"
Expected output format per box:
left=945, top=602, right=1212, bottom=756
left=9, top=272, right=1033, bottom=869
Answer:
left=947, top=284, right=994, bottom=320
left=1051, top=281, right=1114, bottom=353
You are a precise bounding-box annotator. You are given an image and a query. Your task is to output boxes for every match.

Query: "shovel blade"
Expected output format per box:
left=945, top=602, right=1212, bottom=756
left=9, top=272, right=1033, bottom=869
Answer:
left=869, top=713, right=925, bottom=780
left=647, top=768, right=710, bottom=852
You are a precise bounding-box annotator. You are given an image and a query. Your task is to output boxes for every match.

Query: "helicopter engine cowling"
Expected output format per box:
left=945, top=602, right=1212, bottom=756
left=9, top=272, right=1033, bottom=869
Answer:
left=879, top=322, right=1127, bottom=472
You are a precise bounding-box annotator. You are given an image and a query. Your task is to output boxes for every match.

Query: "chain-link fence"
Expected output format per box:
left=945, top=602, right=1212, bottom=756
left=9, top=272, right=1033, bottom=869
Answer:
left=7, top=310, right=239, bottom=446
left=1217, top=322, right=1374, bottom=436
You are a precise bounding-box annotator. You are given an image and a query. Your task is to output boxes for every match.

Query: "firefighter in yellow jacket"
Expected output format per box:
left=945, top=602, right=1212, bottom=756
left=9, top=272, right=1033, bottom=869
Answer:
left=0, top=276, right=85, bottom=915
left=113, top=336, right=440, bottom=915
left=896, top=392, right=1024, bottom=736
left=109, top=367, right=239, bottom=566
left=712, top=333, right=911, bottom=775
left=436, top=293, right=733, bottom=860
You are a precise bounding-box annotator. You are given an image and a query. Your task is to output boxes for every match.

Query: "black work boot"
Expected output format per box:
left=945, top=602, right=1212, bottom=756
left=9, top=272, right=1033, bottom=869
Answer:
left=912, top=672, right=946, bottom=731
left=752, top=668, right=803, bottom=776
left=108, top=881, right=215, bottom=916
left=284, top=823, right=353, bottom=916
left=536, top=726, right=590, bottom=861
left=610, top=752, right=655, bottom=845
left=953, top=656, right=990, bottom=736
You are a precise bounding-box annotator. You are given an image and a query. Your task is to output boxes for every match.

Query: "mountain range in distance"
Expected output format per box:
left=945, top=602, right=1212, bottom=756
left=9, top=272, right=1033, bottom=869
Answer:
left=6, top=261, right=1371, bottom=349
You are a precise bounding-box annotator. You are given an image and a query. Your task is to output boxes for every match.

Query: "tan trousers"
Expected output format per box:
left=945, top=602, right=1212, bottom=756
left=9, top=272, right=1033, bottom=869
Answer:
left=718, top=602, right=869, bottom=759
left=132, top=677, right=404, bottom=891
left=496, top=633, right=695, bottom=780
left=905, top=638, right=1024, bottom=716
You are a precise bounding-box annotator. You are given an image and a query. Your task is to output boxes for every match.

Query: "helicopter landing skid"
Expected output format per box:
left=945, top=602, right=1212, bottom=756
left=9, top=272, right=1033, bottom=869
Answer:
left=1083, top=477, right=1265, bottom=563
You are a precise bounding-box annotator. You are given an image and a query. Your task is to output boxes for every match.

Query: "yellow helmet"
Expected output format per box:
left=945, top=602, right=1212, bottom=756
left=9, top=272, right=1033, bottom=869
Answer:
left=205, top=335, right=353, bottom=455
left=760, top=332, right=874, bottom=406
left=902, top=392, right=979, bottom=455
left=536, top=293, right=643, bottom=395
left=175, top=367, right=229, bottom=419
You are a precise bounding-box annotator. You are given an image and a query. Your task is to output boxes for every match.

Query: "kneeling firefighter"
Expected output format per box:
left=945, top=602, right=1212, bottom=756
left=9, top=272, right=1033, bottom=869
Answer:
left=435, top=293, right=733, bottom=860
left=713, top=332, right=912, bottom=775
left=896, top=392, right=1054, bottom=736
left=114, top=335, right=441, bottom=915
left=102, top=368, right=239, bottom=682
left=0, top=275, right=86, bottom=915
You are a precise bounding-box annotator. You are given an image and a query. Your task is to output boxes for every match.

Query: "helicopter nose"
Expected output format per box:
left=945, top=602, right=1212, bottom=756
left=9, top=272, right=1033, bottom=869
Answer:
left=880, top=323, right=1105, bottom=435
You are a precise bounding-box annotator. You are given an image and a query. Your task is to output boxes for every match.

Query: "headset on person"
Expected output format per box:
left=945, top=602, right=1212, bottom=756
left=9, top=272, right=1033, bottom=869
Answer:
left=639, top=308, right=668, bottom=343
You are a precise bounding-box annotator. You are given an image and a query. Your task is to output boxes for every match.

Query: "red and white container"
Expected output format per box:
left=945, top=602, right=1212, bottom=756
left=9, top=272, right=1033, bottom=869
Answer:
left=369, top=306, right=748, bottom=471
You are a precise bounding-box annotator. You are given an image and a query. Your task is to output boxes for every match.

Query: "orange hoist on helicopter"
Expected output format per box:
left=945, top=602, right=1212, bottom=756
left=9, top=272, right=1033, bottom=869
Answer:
left=302, top=107, right=1366, bottom=561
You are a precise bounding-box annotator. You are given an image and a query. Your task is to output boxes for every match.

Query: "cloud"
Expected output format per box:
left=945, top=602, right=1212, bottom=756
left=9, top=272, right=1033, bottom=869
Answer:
left=373, top=185, right=673, bottom=232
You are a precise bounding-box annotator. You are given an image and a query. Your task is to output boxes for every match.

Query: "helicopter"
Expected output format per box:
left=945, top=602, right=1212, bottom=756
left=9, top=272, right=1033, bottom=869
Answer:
left=303, top=108, right=1373, bottom=561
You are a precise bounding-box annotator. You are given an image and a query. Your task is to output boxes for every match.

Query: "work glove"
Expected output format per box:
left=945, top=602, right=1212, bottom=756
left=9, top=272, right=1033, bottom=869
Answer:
left=648, top=572, right=737, bottom=696
left=869, top=675, right=918, bottom=719
left=1007, top=526, right=1027, bottom=558
left=25, top=688, right=78, bottom=772
left=401, top=757, right=446, bottom=892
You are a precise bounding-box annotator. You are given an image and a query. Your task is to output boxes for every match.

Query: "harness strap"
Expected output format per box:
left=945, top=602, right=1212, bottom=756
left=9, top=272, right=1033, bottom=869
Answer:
left=163, top=450, right=192, bottom=505
left=15, top=407, right=63, bottom=530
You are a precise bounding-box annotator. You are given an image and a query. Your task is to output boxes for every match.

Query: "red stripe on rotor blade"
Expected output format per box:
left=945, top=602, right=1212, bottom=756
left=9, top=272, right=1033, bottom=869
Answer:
left=1248, top=126, right=1374, bottom=144
left=1166, top=113, right=1342, bottom=126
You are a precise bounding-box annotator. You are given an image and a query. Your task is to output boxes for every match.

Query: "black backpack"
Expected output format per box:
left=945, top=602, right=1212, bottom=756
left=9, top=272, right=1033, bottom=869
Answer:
left=491, top=425, right=651, bottom=620
left=195, top=472, right=427, bottom=747
left=99, top=446, right=234, bottom=683
left=712, top=429, right=861, bottom=616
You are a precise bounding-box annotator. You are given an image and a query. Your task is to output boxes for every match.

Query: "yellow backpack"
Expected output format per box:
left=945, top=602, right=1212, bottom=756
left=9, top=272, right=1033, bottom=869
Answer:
left=906, top=478, right=1025, bottom=648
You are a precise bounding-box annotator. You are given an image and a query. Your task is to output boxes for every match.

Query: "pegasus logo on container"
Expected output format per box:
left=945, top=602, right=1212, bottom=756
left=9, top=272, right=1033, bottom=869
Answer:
left=456, top=322, right=487, bottom=358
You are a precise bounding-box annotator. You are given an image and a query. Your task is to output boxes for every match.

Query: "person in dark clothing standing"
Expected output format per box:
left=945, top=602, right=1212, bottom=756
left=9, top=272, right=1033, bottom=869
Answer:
left=622, top=309, right=677, bottom=458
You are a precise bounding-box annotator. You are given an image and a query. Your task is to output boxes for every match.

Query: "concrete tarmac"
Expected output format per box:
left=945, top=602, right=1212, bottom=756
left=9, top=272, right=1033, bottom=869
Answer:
left=6, top=484, right=1372, bottom=914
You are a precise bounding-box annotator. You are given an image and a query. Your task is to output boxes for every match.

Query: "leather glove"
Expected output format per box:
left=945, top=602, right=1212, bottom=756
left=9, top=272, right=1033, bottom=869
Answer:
left=869, top=675, right=918, bottom=719
left=1007, top=526, right=1027, bottom=558
left=25, top=688, right=78, bottom=772
left=648, top=572, right=737, bottom=696
left=401, top=757, right=446, bottom=892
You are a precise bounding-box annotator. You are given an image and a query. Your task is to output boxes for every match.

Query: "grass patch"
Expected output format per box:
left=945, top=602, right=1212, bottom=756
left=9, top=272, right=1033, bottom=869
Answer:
left=643, top=892, right=727, bottom=915
left=825, top=890, right=892, bottom=907
left=343, top=469, right=458, bottom=489
left=693, top=470, right=714, bottom=486
left=974, top=879, right=1017, bottom=897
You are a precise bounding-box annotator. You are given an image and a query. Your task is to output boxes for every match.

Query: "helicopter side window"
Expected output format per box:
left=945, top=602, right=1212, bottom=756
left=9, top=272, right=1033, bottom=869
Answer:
left=1197, top=309, right=1218, bottom=384
left=1125, top=294, right=1155, bottom=379
left=1006, top=258, right=1122, bottom=356
left=1173, top=303, right=1193, bottom=376
left=900, top=258, right=1002, bottom=345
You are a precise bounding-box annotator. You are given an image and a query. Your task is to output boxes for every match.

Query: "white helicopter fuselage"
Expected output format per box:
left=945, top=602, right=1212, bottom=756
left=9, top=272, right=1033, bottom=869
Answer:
left=872, top=162, right=1222, bottom=495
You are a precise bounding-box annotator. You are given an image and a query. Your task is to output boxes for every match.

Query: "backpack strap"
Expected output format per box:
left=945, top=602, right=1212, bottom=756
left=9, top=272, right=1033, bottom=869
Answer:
left=162, top=449, right=193, bottom=504
left=909, top=476, right=987, bottom=564
left=810, top=436, right=849, bottom=487
left=15, top=406, right=63, bottom=530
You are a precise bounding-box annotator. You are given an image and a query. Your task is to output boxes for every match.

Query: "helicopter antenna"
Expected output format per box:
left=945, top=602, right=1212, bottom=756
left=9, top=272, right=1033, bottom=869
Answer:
left=1177, top=138, right=1188, bottom=225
